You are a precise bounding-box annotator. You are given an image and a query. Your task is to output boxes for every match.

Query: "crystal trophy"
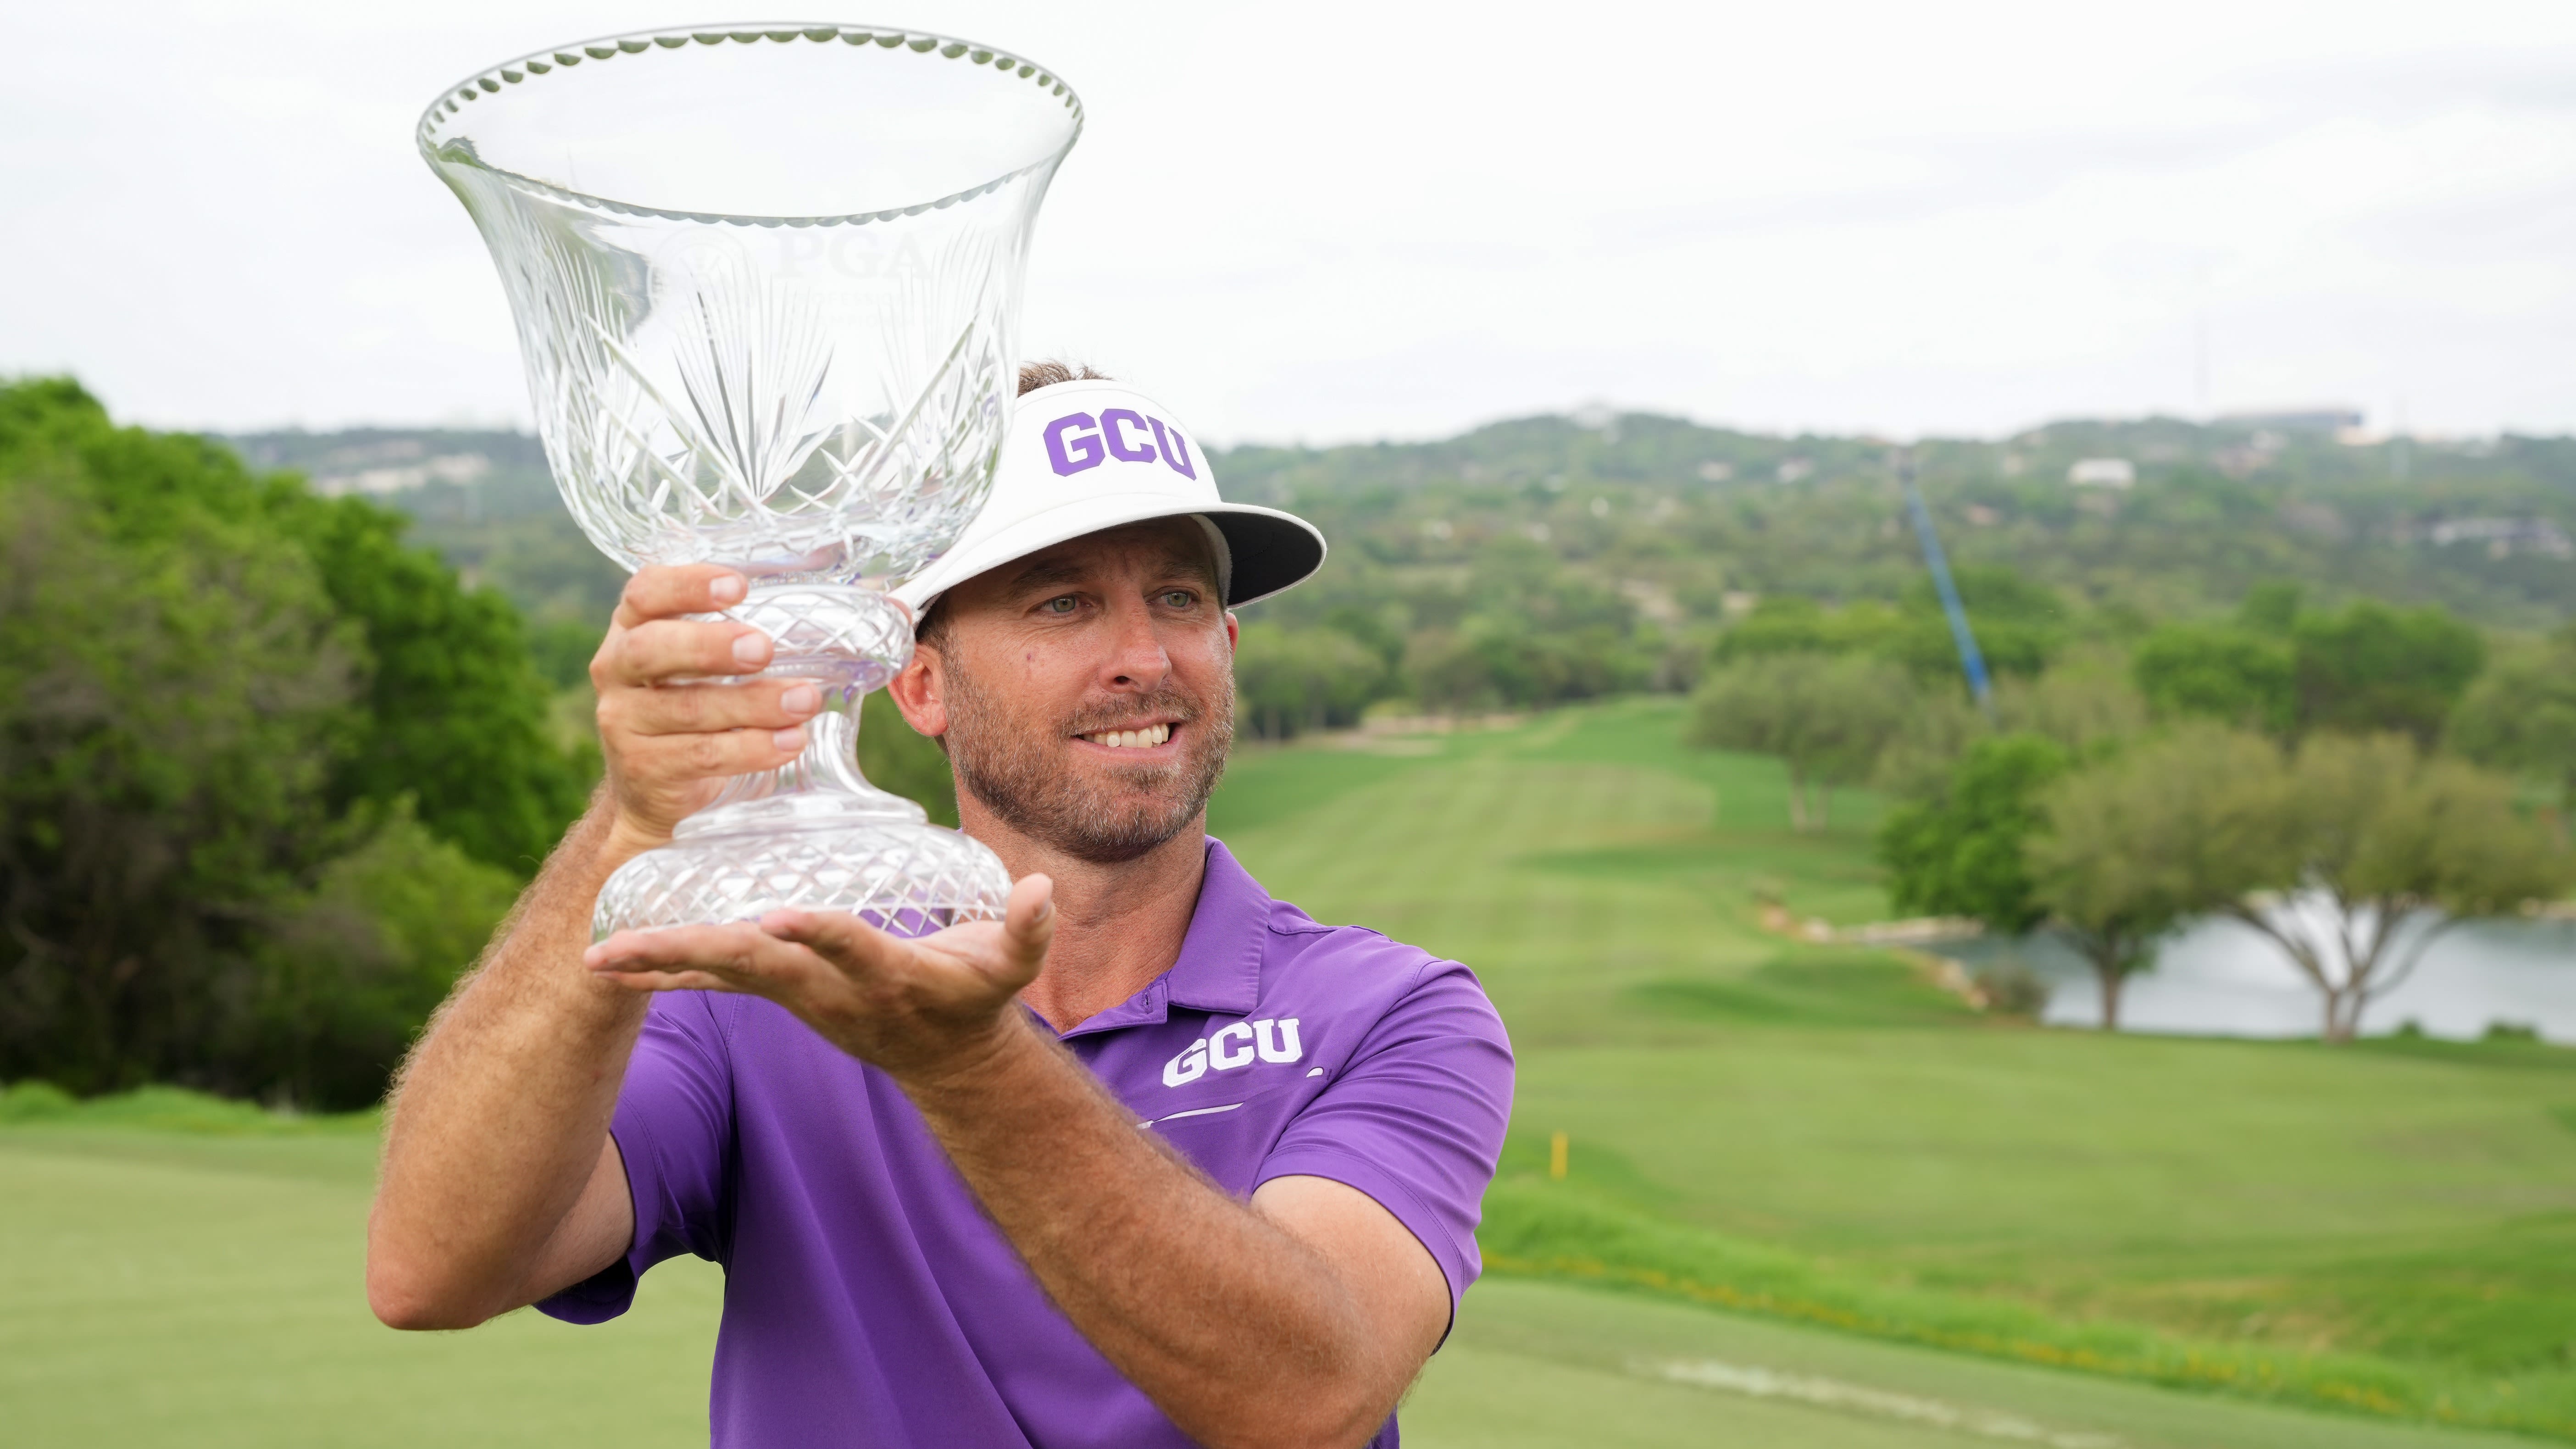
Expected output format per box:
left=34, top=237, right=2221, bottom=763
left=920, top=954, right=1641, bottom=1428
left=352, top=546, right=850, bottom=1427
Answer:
left=418, top=26, right=1080, bottom=936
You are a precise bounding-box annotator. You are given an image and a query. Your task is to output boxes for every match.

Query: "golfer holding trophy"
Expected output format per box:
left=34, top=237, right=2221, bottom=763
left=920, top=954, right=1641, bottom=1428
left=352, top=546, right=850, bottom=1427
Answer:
left=369, top=26, right=1513, bottom=1449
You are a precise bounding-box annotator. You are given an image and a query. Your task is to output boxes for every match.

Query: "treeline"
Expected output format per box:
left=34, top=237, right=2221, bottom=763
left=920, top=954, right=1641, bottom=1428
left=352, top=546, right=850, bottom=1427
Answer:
left=0, top=380, right=597, bottom=1107
left=1233, top=534, right=1686, bottom=736
left=1673, top=574, right=2575, bottom=1039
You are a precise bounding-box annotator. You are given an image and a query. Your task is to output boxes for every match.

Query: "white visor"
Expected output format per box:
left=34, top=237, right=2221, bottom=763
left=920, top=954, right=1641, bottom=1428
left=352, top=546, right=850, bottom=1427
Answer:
left=891, top=379, right=1327, bottom=617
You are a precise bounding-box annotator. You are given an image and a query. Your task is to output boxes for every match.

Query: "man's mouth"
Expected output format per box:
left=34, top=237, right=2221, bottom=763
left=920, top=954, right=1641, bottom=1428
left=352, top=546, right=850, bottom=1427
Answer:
left=1077, top=723, right=1173, bottom=750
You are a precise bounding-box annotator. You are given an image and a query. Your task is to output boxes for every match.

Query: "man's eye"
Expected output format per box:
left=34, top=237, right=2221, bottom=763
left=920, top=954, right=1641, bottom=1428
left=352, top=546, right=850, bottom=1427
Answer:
left=1044, top=596, right=1078, bottom=615
left=1162, top=590, right=1194, bottom=608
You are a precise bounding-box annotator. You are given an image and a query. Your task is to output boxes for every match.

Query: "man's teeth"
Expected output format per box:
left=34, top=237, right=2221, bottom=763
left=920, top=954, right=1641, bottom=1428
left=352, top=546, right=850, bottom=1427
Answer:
left=1084, top=724, right=1172, bottom=749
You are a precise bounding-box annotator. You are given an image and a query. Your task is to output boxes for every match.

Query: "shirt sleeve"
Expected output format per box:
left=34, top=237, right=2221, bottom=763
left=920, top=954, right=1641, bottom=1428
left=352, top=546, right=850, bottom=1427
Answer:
left=1252, top=955, right=1514, bottom=1321
left=536, top=991, right=736, bottom=1325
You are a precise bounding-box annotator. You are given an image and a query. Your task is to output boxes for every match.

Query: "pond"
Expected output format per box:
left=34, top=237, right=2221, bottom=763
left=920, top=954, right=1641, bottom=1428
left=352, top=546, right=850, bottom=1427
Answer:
left=1932, top=911, right=2576, bottom=1042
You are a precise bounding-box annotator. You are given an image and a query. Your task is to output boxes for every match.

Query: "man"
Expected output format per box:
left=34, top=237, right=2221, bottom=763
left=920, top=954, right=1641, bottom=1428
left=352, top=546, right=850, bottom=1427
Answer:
left=367, top=366, right=1514, bottom=1449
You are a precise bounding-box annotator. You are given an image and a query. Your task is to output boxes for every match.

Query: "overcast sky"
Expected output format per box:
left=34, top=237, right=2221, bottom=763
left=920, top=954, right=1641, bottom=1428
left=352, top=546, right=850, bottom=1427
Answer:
left=6, top=1, right=2573, bottom=445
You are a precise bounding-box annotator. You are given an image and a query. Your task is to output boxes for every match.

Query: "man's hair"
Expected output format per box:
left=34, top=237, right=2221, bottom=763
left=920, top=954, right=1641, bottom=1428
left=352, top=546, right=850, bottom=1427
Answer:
left=1016, top=359, right=1108, bottom=395
left=916, top=361, right=1111, bottom=654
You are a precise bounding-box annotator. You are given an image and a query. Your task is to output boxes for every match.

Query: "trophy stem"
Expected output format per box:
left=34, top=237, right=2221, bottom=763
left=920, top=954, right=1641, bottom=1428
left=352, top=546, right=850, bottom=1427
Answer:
left=689, top=683, right=927, bottom=836
left=590, top=583, right=1013, bottom=938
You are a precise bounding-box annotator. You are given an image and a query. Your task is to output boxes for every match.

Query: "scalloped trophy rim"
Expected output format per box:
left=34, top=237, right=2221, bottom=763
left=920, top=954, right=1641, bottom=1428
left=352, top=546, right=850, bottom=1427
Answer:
left=413, top=22, right=1085, bottom=230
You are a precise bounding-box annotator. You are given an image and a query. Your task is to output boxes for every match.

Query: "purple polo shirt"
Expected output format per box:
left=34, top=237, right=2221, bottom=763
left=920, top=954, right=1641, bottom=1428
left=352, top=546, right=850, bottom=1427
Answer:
left=540, top=838, right=1514, bottom=1447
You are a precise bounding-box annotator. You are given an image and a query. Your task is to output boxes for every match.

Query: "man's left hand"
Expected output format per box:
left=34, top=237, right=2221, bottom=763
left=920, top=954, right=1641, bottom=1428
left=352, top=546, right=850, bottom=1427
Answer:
left=583, top=876, right=1057, bottom=1085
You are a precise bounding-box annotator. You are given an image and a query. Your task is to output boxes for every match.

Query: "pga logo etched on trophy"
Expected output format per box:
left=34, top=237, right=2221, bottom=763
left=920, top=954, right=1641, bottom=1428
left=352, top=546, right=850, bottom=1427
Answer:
left=417, top=27, right=1082, bottom=936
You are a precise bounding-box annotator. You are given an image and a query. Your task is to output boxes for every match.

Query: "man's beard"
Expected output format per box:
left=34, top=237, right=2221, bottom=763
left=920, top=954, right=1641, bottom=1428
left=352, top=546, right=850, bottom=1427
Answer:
left=941, top=662, right=1235, bottom=864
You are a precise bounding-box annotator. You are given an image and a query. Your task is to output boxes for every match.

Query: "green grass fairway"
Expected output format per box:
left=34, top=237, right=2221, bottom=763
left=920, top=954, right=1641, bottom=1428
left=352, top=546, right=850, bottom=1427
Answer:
left=0, top=1116, right=721, bottom=1447
left=4, top=1111, right=2545, bottom=1449
left=1209, top=698, right=2576, bottom=1437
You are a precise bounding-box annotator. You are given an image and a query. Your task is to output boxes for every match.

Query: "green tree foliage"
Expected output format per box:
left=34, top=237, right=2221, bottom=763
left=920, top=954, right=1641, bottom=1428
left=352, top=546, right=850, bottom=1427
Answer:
left=274, top=493, right=589, bottom=873
left=1234, top=622, right=1388, bottom=739
left=2024, top=728, right=2251, bottom=1029
left=2132, top=623, right=2297, bottom=734
left=2221, top=734, right=2568, bottom=1042
left=1688, top=652, right=1910, bottom=831
left=1888, top=566, right=2066, bottom=683
left=859, top=691, right=960, bottom=827
left=1, top=380, right=587, bottom=876
left=255, top=808, right=518, bottom=1107
left=2448, top=632, right=2576, bottom=819
left=0, top=379, right=580, bottom=1103
left=2050, top=724, right=2570, bottom=1042
left=2291, top=600, right=2484, bottom=746
left=0, top=458, right=361, bottom=1094
left=1879, top=735, right=2071, bottom=935
left=1993, top=646, right=2150, bottom=755
left=1712, top=595, right=1901, bottom=661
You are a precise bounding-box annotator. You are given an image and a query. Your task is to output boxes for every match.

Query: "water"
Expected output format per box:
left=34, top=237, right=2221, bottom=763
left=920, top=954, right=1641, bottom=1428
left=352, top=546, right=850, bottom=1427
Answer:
left=1934, top=910, right=2576, bottom=1042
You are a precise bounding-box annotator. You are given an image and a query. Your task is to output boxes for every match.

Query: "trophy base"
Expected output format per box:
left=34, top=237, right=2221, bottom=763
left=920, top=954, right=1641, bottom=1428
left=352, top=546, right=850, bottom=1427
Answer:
left=592, top=788, right=1013, bottom=941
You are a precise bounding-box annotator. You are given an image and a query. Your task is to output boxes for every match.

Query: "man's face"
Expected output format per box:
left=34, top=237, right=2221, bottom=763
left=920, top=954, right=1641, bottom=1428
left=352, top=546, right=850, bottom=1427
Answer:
left=909, top=519, right=1237, bottom=863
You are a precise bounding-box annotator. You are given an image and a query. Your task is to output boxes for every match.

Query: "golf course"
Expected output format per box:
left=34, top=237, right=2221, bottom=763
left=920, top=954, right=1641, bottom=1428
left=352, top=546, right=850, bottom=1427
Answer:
left=8, top=697, right=2575, bottom=1447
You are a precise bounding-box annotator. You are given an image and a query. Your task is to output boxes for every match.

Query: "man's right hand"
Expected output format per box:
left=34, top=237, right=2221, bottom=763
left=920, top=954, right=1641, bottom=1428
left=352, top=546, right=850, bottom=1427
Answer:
left=593, top=564, right=825, bottom=857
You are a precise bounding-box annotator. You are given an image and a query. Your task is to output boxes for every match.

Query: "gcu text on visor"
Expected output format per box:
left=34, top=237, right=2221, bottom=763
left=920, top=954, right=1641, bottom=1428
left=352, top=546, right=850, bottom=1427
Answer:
left=1043, top=410, right=1199, bottom=481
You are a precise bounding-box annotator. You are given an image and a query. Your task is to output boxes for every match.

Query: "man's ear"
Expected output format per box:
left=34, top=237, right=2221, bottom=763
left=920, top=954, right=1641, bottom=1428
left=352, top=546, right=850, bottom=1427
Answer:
left=1223, top=609, right=1240, bottom=653
left=886, top=646, right=949, bottom=739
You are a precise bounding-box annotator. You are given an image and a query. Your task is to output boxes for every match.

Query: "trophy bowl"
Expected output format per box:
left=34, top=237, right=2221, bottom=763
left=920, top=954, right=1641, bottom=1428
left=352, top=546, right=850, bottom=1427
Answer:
left=418, top=25, right=1081, bottom=937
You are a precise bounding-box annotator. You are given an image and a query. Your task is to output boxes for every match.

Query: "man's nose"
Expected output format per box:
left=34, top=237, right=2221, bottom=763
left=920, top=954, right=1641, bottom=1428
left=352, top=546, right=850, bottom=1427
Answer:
left=1101, top=594, right=1171, bottom=692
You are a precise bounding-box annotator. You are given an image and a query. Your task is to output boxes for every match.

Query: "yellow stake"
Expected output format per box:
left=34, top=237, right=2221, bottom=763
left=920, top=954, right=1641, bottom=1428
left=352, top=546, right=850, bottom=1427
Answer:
left=1549, top=1131, right=1569, bottom=1181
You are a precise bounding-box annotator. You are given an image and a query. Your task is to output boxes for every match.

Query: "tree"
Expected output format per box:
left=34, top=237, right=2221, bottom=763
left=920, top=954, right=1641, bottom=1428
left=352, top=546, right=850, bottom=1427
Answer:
left=0, top=378, right=581, bottom=1104
left=1993, top=645, right=2149, bottom=755
left=1688, top=651, right=1910, bottom=830
left=1233, top=622, right=1387, bottom=739
left=254, top=807, right=518, bottom=1107
left=2132, top=623, right=2296, bottom=735
left=276, top=492, right=591, bottom=873
left=2024, top=728, right=2264, bottom=1030
left=0, top=378, right=588, bottom=876
left=2448, top=633, right=2576, bottom=829
left=2208, top=734, right=2570, bottom=1042
left=2292, top=600, right=2484, bottom=746
left=1879, top=734, right=2071, bottom=933
left=2057, top=724, right=2573, bottom=1042
left=0, top=467, right=360, bottom=1094
left=1713, top=595, right=1900, bottom=661
left=1889, top=566, right=2066, bottom=683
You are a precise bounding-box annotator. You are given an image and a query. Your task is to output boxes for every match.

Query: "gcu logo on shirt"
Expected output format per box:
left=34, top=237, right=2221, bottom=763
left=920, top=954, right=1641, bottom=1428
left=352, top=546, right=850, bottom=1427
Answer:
left=1162, top=1018, right=1302, bottom=1087
left=1042, top=410, right=1199, bottom=482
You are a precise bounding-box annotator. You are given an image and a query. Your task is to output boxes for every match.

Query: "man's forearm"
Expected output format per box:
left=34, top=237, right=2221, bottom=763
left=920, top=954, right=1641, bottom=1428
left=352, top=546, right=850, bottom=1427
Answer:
left=368, top=801, right=647, bottom=1328
left=903, top=1022, right=1389, bottom=1449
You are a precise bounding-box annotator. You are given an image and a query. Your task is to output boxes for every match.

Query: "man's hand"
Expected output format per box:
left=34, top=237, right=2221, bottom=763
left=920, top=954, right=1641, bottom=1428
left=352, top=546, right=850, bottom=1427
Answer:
left=583, top=875, right=1059, bottom=1085
left=593, top=564, right=824, bottom=857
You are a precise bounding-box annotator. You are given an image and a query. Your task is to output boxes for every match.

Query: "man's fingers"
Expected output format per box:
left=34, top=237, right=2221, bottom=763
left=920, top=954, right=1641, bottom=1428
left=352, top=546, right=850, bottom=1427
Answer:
left=618, top=727, right=811, bottom=783
left=603, top=677, right=824, bottom=738
left=593, top=967, right=738, bottom=994
left=585, top=923, right=823, bottom=994
left=599, top=617, right=773, bottom=689
left=759, top=908, right=896, bottom=969
left=1004, top=875, right=1056, bottom=972
left=613, top=564, right=748, bottom=630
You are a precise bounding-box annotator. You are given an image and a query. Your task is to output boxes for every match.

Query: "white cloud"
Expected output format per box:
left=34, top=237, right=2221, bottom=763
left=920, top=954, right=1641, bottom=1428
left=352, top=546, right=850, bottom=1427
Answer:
left=5, top=1, right=2572, bottom=443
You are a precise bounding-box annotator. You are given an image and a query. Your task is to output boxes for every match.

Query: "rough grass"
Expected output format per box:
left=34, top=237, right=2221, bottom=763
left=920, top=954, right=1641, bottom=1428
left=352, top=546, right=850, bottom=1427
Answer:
left=1480, top=1181, right=2576, bottom=1439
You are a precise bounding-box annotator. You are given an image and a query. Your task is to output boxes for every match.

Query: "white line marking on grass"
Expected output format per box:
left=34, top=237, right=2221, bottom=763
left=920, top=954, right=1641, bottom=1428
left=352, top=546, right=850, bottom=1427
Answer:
left=1634, top=1359, right=2123, bottom=1448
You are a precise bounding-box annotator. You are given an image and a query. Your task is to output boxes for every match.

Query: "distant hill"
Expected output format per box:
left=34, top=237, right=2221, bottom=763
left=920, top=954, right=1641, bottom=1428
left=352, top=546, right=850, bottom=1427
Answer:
left=221, top=411, right=2576, bottom=635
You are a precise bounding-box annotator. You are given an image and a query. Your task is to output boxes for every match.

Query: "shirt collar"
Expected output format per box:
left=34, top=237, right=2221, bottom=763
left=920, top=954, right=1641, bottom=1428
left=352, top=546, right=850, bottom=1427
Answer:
left=1053, top=837, right=1269, bottom=1039
left=1165, top=837, right=1268, bottom=1016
